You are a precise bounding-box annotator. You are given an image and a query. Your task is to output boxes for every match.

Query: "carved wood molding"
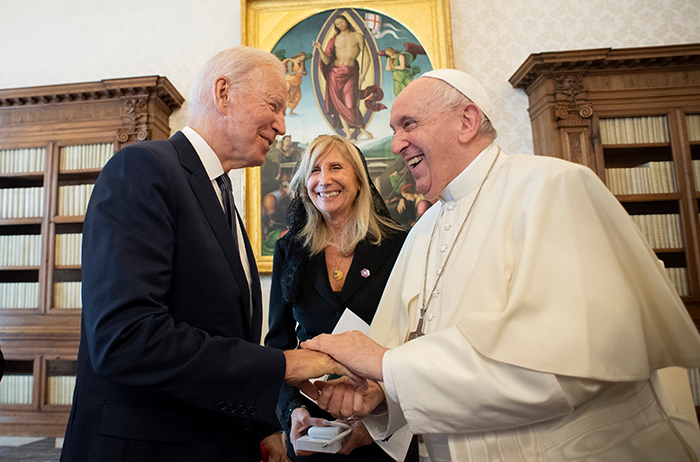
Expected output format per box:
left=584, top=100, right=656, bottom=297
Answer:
left=0, top=76, right=184, bottom=111
left=117, top=98, right=149, bottom=146
left=553, top=73, right=593, bottom=123
left=509, top=43, right=700, bottom=91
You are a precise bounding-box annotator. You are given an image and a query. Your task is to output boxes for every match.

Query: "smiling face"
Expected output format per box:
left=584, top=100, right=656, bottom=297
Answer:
left=306, top=147, right=360, bottom=224
left=390, top=78, right=466, bottom=201
left=220, top=66, right=286, bottom=169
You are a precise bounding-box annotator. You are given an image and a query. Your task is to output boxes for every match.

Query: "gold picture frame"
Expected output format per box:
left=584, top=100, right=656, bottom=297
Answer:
left=242, top=0, right=453, bottom=273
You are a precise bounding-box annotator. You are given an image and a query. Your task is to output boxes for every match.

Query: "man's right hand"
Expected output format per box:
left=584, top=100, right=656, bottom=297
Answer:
left=283, top=349, right=366, bottom=400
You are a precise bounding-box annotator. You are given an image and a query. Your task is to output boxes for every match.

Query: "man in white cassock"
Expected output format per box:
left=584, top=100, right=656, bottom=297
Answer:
left=301, top=69, right=700, bottom=461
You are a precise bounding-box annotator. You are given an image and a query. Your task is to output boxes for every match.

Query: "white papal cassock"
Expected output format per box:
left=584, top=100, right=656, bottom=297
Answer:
left=364, top=144, right=700, bottom=461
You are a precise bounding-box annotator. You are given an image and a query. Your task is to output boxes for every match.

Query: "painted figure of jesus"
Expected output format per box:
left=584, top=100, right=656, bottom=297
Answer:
left=313, top=14, right=382, bottom=140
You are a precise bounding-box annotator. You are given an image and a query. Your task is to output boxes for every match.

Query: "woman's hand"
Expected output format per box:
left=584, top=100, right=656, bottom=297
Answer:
left=289, top=406, right=327, bottom=456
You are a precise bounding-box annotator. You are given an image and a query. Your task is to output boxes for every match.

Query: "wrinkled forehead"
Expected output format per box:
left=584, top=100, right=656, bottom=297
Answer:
left=390, top=79, right=434, bottom=121
left=255, top=67, right=286, bottom=97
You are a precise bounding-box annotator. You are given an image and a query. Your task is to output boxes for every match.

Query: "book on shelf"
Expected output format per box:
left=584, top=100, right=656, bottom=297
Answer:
left=689, top=368, right=700, bottom=406
left=665, top=267, right=689, bottom=297
left=688, top=114, right=700, bottom=143
left=0, top=187, right=44, bottom=219
left=57, top=184, right=95, bottom=216
left=53, top=281, right=82, bottom=309
left=605, top=161, right=677, bottom=195
left=59, top=143, right=114, bottom=172
left=692, top=160, right=700, bottom=191
left=0, top=234, right=41, bottom=267
left=47, top=375, right=76, bottom=405
left=630, top=214, right=682, bottom=249
left=600, top=116, right=670, bottom=145
left=0, top=148, right=46, bottom=174
left=0, top=374, right=33, bottom=404
left=55, top=233, right=82, bottom=266
left=0, top=282, right=39, bottom=309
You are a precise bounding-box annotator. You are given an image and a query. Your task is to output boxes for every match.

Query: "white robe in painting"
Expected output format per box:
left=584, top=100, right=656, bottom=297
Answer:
left=364, top=144, right=700, bottom=461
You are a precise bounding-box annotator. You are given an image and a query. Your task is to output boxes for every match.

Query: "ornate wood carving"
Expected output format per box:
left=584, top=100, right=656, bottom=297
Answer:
left=0, top=76, right=184, bottom=148
left=0, top=77, right=183, bottom=111
left=554, top=73, right=593, bottom=125
left=509, top=44, right=700, bottom=91
left=117, top=98, right=149, bottom=147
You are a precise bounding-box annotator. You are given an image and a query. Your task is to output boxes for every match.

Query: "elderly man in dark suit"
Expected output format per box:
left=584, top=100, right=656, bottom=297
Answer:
left=59, top=46, right=355, bottom=462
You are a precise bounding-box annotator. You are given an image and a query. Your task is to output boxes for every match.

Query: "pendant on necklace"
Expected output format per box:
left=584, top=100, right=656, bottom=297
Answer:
left=332, top=268, right=343, bottom=280
left=407, top=318, right=425, bottom=341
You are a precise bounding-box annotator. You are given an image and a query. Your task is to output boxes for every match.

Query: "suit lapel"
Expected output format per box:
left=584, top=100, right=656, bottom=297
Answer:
left=307, top=251, right=340, bottom=310
left=306, top=236, right=402, bottom=311
left=237, top=212, right=262, bottom=343
left=171, top=132, right=253, bottom=337
left=337, top=237, right=398, bottom=306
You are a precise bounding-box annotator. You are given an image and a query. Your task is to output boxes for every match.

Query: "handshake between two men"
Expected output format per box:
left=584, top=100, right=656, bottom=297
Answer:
left=283, top=331, right=388, bottom=456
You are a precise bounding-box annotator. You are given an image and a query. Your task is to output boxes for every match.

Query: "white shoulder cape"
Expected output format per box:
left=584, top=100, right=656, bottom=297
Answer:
left=370, top=148, right=700, bottom=380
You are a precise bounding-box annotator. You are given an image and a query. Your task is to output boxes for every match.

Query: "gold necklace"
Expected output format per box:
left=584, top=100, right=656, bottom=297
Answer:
left=330, top=245, right=351, bottom=281
left=407, top=148, right=501, bottom=341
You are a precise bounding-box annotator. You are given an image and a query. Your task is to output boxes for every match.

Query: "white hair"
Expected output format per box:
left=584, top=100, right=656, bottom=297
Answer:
left=187, top=46, right=284, bottom=126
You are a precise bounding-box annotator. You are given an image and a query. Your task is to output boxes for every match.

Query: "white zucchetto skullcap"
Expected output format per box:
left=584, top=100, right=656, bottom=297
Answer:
left=422, top=69, right=493, bottom=122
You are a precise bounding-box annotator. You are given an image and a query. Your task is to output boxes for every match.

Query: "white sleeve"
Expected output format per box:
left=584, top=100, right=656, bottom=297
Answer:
left=362, top=350, right=408, bottom=440
left=383, top=349, right=399, bottom=403
left=385, top=327, right=587, bottom=434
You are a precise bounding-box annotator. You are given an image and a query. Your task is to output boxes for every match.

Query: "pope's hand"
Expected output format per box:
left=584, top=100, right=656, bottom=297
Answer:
left=301, top=331, right=387, bottom=382
left=283, top=349, right=367, bottom=399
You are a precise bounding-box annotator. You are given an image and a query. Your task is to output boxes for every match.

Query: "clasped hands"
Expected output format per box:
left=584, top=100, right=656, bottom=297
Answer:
left=286, top=331, right=385, bottom=418
left=284, top=331, right=388, bottom=455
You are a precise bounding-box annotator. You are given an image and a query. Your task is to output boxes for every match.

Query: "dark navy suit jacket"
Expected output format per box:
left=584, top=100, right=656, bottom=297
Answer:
left=60, top=132, right=286, bottom=462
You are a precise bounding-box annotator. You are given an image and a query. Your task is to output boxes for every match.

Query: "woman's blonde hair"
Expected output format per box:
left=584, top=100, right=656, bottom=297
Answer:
left=289, top=135, right=401, bottom=255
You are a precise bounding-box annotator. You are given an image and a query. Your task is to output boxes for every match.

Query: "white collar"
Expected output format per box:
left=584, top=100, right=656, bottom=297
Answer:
left=439, top=143, right=500, bottom=203
left=182, top=126, right=225, bottom=180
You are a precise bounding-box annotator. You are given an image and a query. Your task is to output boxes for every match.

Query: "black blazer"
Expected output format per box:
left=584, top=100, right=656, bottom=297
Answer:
left=265, top=229, right=407, bottom=461
left=60, top=132, right=286, bottom=462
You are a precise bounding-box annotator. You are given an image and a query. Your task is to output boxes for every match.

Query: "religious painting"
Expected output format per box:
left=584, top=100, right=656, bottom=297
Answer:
left=243, top=0, right=454, bottom=272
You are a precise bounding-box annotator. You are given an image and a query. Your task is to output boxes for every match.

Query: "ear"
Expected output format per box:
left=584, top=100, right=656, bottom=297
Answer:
left=213, top=76, right=230, bottom=116
left=457, top=103, right=482, bottom=144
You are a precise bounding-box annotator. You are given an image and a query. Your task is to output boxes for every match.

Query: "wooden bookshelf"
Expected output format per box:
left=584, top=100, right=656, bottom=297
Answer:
left=0, top=77, right=183, bottom=436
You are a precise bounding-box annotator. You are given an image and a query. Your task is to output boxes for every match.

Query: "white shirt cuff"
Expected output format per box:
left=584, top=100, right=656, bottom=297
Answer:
left=382, top=349, right=399, bottom=403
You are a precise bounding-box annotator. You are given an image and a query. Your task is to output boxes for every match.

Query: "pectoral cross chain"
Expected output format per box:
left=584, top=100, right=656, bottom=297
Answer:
left=407, top=149, right=501, bottom=343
